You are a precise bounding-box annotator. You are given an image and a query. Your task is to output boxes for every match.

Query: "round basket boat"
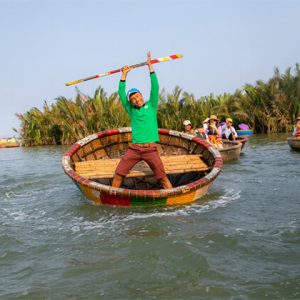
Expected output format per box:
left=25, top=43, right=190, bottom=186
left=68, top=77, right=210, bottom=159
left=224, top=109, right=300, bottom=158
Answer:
left=0, top=138, right=20, bottom=148
left=287, top=137, right=300, bottom=151
left=220, top=140, right=242, bottom=162
left=236, top=129, right=253, bottom=137
left=62, top=128, right=223, bottom=207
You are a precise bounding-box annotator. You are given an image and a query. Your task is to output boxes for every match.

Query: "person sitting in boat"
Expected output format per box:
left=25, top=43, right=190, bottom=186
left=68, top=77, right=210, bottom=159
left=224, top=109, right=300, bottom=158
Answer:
left=293, top=116, right=300, bottom=138
left=112, top=51, right=173, bottom=189
left=194, top=123, right=209, bottom=141
left=183, top=119, right=194, bottom=135
left=207, top=115, right=223, bottom=150
left=220, top=117, right=238, bottom=141
left=202, top=118, right=210, bottom=131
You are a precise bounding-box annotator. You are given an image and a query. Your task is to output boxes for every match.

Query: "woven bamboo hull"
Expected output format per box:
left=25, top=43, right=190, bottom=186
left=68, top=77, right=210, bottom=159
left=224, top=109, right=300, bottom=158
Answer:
left=75, top=181, right=214, bottom=206
left=0, top=144, right=19, bottom=148
left=220, top=140, right=242, bottom=161
left=62, top=128, right=222, bottom=207
left=222, top=137, right=248, bottom=151
left=287, top=137, right=300, bottom=151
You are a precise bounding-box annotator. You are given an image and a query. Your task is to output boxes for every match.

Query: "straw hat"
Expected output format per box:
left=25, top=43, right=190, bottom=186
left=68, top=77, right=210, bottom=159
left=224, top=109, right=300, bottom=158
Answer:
left=226, top=117, right=233, bottom=123
left=209, top=115, right=219, bottom=122
left=296, top=116, right=300, bottom=121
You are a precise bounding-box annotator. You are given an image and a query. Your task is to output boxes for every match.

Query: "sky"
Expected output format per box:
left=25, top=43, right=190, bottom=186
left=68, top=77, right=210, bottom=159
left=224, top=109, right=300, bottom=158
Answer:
left=1, top=0, right=300, bottom=137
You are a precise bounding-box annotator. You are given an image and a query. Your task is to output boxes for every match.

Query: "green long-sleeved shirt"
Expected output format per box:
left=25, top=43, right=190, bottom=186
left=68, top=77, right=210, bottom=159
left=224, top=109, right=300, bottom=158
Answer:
left=118, top=72, right=160, bottom=144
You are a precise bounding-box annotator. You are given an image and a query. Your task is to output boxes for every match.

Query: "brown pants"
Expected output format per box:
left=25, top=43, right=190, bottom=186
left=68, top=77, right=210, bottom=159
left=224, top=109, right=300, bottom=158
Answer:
left=115, top=144, right=166, bottom=180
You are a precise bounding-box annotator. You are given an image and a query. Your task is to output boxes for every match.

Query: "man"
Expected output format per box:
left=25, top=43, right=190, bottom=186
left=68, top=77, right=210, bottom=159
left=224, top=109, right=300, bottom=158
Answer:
left=112, top=51, right=173, bottom=189
left=220, top=117, right=238, bottom=140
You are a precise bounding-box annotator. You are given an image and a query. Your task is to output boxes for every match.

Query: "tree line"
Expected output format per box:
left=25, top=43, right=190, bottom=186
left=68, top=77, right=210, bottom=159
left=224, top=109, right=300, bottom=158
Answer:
left=15, top=64, right=300, bottom=146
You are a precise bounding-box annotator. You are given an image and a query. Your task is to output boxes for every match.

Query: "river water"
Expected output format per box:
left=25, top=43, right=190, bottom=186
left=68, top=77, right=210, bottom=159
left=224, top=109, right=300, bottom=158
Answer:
left=0, top=133, right=299, bottom=299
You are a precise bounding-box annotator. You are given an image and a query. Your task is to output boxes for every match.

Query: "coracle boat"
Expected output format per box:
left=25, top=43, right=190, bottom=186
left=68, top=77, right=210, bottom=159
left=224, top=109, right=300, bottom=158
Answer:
left=0, top=138, right=20, bottom=148
left=287, top=137, right=300, bottom=151
left=236, top=129, right=253, bottom=137
left=62, top=128, right=223, bottom=207
left=219, top=140, right=242, bottom=162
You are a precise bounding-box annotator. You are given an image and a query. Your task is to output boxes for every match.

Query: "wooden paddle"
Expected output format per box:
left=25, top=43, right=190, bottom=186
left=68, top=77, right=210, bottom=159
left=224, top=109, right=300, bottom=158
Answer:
left=65, top=54, right=183, bottom=86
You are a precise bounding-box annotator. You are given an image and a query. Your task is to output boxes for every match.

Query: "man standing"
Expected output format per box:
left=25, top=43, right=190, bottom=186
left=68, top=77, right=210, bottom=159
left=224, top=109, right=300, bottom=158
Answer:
left=112, top=51, right=172, bottom=189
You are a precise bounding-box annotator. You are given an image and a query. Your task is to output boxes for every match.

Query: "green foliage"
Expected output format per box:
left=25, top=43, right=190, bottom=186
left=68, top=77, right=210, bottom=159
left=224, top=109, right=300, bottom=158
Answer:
left=16, top=64, right=300, bottom=146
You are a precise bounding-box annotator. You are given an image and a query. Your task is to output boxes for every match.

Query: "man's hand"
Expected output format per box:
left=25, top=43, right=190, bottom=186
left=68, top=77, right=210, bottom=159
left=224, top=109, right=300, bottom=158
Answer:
left=147, top=51, right=151, bottom=64
left=147, top=51, right=154, bottom=73
left=121, top=65, right=133, bottom=75
left=121, top=65, right=133, bottom=80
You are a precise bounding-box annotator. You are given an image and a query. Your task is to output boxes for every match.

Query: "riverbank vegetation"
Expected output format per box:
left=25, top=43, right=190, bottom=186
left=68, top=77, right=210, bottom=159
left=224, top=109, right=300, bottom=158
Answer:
left=16, top=64, right=300, bottom=146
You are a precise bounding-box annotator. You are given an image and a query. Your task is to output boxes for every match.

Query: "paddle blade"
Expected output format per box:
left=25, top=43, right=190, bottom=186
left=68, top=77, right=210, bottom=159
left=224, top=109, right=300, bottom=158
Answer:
left=65, top=79, right=84, bottom=86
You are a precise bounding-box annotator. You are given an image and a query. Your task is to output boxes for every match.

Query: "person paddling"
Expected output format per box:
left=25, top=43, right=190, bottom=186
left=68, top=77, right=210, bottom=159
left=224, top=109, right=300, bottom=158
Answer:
left=112, top=51, right=173, bottom=189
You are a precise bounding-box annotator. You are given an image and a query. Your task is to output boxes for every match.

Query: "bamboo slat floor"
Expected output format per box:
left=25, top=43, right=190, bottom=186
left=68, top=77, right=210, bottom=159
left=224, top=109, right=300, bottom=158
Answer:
left=75, top=155, right=209, bottom=179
